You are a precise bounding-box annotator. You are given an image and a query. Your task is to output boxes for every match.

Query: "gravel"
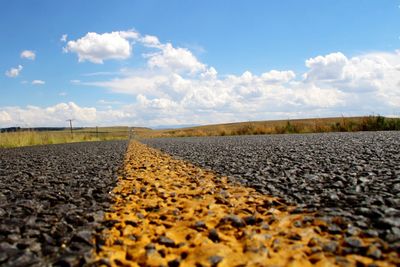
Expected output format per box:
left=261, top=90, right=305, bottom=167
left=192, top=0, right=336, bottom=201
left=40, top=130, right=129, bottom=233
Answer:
left=0, top=141, right=128, bottom=266
left=143, top=132, right=400, bottom=246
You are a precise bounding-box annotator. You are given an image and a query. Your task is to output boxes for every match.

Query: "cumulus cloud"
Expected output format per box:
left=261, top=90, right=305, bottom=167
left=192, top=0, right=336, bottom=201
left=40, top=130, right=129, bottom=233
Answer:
left=32, top=80, right=45, bottom=85
left=261, top=70, right=296, bottom=83
left=146, top=43, right=206, bottom=74
left=64, top=30, right=138, bottom=63
left=0, top=111, right=12, bottom=124
left=302, top=51, right=400, bottom=106
left=5, top=65, right=23, bottom=78
left=304, top=52, right=348, bottom=81
left=140, top=35, right=161, bottom=47
left=20, top=50, right=36, bottom=60
left=21, top=29, right=398, bottom=126
left=0, top=102, right=142, bottom=128
left=64, top=30, right=205, bottom=74
left=87, top=38, right=400, bottom=125
left=0, top=102, right=98, bottom=127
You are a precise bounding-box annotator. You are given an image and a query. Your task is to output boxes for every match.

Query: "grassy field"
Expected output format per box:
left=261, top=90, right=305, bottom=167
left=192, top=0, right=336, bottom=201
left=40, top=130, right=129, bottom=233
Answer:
left=135, top=116, right=400, bottom=138
left=0, top=127, right=147, bottom=148
left=2, top=116, right=399, bottom=148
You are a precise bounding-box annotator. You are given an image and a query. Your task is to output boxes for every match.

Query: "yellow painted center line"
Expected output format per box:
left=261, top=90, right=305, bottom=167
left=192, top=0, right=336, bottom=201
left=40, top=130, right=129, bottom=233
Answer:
left=94, top=141, right=396, bottom=267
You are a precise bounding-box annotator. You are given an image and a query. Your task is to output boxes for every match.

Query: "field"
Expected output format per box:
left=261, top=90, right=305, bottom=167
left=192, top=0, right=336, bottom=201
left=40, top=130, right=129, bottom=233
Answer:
left=0, top=127, right=143, bottom=148
left=136, top=115, right=400, bottom=138
left=1, top=116, right=399, bottom=148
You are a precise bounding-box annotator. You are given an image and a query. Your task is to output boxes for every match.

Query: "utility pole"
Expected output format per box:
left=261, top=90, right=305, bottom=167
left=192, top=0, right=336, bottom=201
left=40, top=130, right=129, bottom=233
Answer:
left=66, top=119, right=74, bottom=138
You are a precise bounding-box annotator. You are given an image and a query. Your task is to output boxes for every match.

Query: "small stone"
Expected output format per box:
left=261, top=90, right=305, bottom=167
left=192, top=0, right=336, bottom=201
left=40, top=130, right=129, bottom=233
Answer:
left=364, top=229, right=379, bottom=237
left=158, top=236, right=176, bottom=247
left=102, top=220, right=119, bottom=228
left=168, top=259, right=180, bottom=267
left=114, top=239, right=123, bottom=245
left=136, top=213, right=145, bottom=219
left=208, top=229, right=220, bottom=243
left=343, top=237, right=363, bottom=248
left=288, top=233, right=302, bottom=241
left=208, top=255, right=223, bottom=266
left=308, top=237, right=320, bottom=247
left=54, top=255, right=81, bottom=267
left=346, top=226, right=361, bottom=236
left=366, top=246, right=382, bottom=259
left=0, top=252, right=8, bottom=263
left=272, top=238, right=280, bottom=252
left=193, top=221, right=207, bottom=230
left=261, top=223, right=270, bottom=230
left=330, top=193, right=339, bottom=201
left=243, top=216, right=257, bottom=226
left=293, top=220, right=302, bottom=228
left=145, top=243, right=156, bottom=254
left=223, top=215, right=245, bottom=228
left=327, top=224, right=342, bottom=234
left=71, top=230, right=93, bottom=246
left=322, top=241, right=338, bottom=253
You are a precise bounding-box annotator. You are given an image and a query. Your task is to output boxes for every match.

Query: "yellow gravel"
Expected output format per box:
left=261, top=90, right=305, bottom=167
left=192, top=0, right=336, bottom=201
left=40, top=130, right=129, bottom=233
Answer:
left=94, top=141, right=397, bottom=267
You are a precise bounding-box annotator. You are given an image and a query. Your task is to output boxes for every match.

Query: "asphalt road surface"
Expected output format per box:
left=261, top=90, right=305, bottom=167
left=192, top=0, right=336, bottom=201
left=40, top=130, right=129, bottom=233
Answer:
left=143, top=132, right=400, bottom=249
left=0, top=141, right=128, bottom=266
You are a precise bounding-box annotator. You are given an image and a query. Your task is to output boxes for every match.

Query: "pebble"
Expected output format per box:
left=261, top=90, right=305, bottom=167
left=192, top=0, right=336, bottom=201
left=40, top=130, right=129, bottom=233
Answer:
left=158, top=236, right=176, bottom=247
left=344, top=237, right=363, bottom=248
left=322, top=241, right=338, bottom=253
left=208, top=229, right=220, bottom=243
left=208, top=255, right=223, bottom=266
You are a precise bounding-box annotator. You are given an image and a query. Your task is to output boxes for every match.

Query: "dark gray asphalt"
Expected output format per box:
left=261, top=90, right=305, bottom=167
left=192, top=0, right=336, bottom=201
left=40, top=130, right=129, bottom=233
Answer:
left=143, top=132, right=400, bottom=248
left=0, top=141, right=128, bottom=266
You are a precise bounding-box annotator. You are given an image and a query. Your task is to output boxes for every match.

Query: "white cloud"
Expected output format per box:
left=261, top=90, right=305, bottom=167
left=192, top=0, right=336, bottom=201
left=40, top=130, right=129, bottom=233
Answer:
left=5, top=65, right=23, bottom=78
left=0, top=111, right=12, bottom=124
left=87, top=41, right=400, bottom=125
left=304, top=52, right=348, bottom=81
left=146, top=43, right=206, bottom=74
left=302, top=51, right=400, bottom=107
left=60, top=34, right=68, bottom=42
left=32, top=80, right=45, bottom=85
left=141, top=35, right=161, bottom=47
left=0, top=102, right=141, bottom=127
left=59, top=92, right=67, bottom=96
left=20, top=50, right=36, bottom=60
left=98, top=99, right=122, bottom=105
left=64, top=30, right=138, bottom=64
left=261, top=70, right=296, bottom=83
left=10, top=29, right=397, bottom=127
left=0, top=102, right=99, bottom=127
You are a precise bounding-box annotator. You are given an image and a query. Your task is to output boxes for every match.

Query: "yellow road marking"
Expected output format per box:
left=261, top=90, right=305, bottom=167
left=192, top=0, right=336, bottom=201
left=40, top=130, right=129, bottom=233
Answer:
left=94, top=141, right=397, bottom=266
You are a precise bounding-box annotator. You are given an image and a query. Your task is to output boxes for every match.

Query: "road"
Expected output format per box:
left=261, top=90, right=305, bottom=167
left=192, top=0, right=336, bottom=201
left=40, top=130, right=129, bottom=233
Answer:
left=0, top=141, right=127, bottom=266
left=143, top=131, right=400, bottom=247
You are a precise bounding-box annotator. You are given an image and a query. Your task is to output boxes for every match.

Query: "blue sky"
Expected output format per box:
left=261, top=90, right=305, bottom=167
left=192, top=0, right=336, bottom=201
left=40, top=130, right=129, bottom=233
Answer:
left=1, top=0, right=399, bottom=127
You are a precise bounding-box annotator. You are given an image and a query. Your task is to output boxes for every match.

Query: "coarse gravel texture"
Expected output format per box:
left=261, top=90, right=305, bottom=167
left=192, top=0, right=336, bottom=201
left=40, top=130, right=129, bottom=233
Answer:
left=95, top=141, right=399, bottom=266
left=143, top=132, right=400, bottom=249
left=0, top=140, right=128, bottom=267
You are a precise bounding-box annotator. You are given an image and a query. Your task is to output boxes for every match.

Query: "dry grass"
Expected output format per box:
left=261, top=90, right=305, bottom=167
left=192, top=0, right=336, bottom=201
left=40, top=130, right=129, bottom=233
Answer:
left=0, top=127, right=134, bottom=148
left=136, top=116, right=400, bottom=139
left=2, top=116, right=399, bottom=147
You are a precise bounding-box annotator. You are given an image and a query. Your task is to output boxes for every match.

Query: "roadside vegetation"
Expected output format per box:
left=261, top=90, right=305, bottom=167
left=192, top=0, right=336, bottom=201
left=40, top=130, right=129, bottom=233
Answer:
left=137, top=115, right=400, bottom=138
left=1, top=116, right=399, bottom=148
left=0, top=127, right=132, bottom=148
